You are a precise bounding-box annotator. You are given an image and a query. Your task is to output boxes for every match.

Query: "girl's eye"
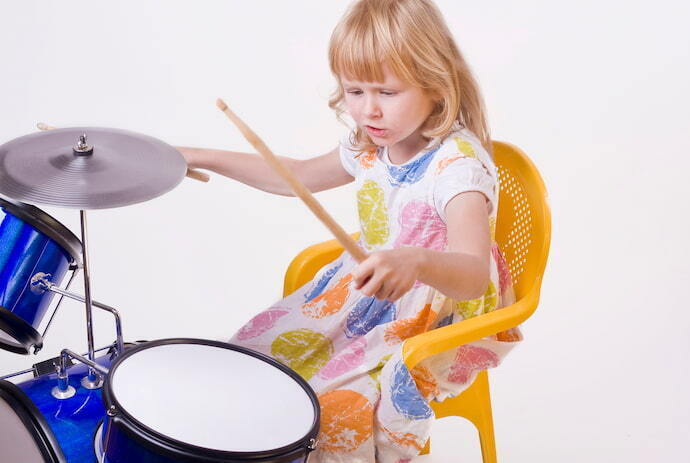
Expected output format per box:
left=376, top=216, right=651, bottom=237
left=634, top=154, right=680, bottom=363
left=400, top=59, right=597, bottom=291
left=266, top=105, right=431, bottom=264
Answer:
left=381, top=91, right=396, bottom=96
left=347, top=90, right=363, bottom=95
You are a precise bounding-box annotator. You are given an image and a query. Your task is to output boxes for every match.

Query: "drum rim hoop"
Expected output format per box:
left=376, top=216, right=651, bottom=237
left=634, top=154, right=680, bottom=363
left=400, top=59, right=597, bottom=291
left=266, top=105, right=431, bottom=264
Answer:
left=0, top=379, right=66, bottom=463
left=0, top=305, right=43, bottom=355
left=0, top=195, right=82, bottom=266
left=102, top=338, right=321, bottom=460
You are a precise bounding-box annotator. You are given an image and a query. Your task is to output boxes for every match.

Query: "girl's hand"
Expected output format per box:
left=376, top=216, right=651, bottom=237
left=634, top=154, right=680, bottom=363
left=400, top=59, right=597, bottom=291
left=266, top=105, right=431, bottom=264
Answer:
left=351, top=248, right=426, bottom=302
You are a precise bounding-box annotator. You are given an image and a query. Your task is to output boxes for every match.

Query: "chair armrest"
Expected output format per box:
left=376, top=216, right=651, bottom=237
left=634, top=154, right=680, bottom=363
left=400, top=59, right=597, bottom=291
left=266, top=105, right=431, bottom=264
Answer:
left=402, top=277, right=543, bottom=370
left=283, top=234, right=359, bottom=297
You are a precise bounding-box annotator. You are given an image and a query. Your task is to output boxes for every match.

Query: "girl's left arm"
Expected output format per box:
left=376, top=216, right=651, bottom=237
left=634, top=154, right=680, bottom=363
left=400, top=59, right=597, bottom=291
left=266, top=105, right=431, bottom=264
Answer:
left=352, top=191, right=490, bottom=302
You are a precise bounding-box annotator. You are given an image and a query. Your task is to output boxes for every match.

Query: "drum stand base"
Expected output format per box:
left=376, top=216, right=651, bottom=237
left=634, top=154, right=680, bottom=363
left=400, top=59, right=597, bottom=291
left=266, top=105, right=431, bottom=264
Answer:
left=51, top=384, right=76, bottom=399
left=81, top=374, right=104, bottom=390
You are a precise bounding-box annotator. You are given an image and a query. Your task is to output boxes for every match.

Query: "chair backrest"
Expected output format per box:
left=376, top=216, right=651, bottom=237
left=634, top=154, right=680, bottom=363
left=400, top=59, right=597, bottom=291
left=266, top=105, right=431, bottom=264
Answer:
left=284, top=140, right=552, bottom=303
left=492, top=141, right=551, bottom=300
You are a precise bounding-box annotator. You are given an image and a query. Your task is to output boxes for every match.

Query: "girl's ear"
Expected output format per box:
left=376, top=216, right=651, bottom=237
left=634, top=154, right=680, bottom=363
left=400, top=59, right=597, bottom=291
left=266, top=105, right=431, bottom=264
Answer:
left=427, top=96, right=445, bottom=120
left=424, top=88, right=443, bottom=109
left=422, top=83, right=439, bottom=98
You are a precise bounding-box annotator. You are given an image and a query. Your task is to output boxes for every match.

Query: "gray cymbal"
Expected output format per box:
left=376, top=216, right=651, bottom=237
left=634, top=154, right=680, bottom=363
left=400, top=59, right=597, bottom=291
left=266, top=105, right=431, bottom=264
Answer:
left=0, top=127, right=186, bottom=209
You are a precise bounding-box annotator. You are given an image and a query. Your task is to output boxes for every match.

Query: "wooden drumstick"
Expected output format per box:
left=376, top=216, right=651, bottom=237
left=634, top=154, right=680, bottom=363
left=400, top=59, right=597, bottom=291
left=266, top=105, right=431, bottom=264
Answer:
left=36, top=123, right=210, bottom=183
left=215, top=98, right=368, bottom=263
left=183, top=167, right=210, bottom=182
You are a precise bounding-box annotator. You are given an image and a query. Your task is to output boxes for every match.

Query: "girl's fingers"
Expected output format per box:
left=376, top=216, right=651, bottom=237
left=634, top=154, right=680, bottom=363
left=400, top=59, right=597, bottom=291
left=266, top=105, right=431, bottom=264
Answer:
left=375, top=282, right=388, bottom=300
left=382, top=281, right=400, bottom=301
left=353, top=261, right=374, bottom=289
left=388, top=281, right=412, bottom=302
left=359, top=273, right=384, bottom=298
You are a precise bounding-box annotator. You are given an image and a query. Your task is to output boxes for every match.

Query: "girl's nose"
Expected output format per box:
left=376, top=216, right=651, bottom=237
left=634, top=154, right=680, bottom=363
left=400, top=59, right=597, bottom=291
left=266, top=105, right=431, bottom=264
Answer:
left=364, top=96, right=382, bottom=118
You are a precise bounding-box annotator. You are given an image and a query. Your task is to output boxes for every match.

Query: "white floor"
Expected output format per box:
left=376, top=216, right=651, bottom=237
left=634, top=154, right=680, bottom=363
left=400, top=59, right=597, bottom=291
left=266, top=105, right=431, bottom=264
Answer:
left=414, top=417, right=484, bottom=462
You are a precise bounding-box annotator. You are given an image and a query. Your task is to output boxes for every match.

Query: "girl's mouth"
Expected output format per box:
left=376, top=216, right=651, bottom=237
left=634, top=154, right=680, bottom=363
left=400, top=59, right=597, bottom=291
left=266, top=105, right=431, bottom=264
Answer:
left=365, top=125, right=387, bottom=137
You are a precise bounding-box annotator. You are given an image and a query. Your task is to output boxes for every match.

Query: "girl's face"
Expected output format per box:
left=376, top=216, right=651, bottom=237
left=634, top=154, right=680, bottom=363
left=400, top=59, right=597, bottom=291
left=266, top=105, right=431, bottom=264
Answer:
left=341, top=65, right=435, bottom=157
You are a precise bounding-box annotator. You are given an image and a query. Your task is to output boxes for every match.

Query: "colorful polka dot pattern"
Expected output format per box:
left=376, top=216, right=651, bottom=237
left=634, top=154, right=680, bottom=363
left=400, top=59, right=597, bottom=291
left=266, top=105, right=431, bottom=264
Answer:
left=455, top=281, right=498, bottom=319
left=489, top=216, right=497, bottom=240
left=236, top=308, right=289, bottom=341
left=318, top=389, right=374, bottom=452
left=410, top=365, right=439, bottom=400
left=381, top=424, right=424, bottom=451
left=271, top=329, right=333, bottom=381
left=492, top=243, right=513, bottom=291
left=454, top=137, right=477, bottom=158
left=304, top=262, right=343, bottom=303
left=318, top=337, right=367, bottom=380
left=345, top=296, right=396, bottom=338
left=357, top=180, right=390, bottom=248
left=394, top=200, right=447, bottom=251
left=390, top=361, right=433, bottom=420
left=447, top=345, right=501, bottom=384
left=302, top=273, right=353, bottom=319
left=359, top=150, right=377, bottom=169
left=368, top=354, right=392, bottom=387
left=384, top=304, right=435, bottom=345
left=386, top=145, right=439, bottom=187
left=435, top=314, right=454, bottom=329
left=435, top=155, right=463, bottom=175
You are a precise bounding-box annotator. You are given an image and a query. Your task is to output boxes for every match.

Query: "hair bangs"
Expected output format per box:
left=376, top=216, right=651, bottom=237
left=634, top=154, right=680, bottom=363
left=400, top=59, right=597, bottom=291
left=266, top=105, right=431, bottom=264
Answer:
left=330, top=18, right=387, bottom=83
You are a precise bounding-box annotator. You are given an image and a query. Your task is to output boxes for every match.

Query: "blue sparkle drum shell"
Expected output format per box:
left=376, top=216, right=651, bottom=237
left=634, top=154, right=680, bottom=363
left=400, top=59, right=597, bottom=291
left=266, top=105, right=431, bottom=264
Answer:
left=99, top=339, right=320, bottom=463
left=0, top=350, right=115, bottom=463
left=0, top=196, right=82, bottom=354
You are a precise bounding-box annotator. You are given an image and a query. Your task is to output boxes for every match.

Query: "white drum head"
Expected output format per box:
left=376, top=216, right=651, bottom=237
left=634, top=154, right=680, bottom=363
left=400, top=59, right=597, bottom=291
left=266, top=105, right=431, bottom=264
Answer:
left=108, top=341, right=316, bottom=453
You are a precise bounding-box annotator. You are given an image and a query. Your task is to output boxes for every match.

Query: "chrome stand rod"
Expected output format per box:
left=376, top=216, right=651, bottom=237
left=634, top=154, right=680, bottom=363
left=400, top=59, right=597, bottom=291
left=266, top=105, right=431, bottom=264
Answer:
left=44, top=285, right=124, bottom=356
left=0, top=344, right=115, bottom=381
left=80, top=210, right=97, bottom=382
left=52, top=348, right=110, bottom=398
left=60, top=348, right=109, bottom=376
left=0, top=367, right=35, bottom=381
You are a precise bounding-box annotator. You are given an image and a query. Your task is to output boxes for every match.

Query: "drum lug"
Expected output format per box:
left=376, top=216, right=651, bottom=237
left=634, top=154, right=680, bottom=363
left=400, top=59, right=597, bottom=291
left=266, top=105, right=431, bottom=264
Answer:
left=303, top=438, right=318, bottom=463
left=30, top=272, right=51, bottom=295
left=106, top=406, right=118, bottom=417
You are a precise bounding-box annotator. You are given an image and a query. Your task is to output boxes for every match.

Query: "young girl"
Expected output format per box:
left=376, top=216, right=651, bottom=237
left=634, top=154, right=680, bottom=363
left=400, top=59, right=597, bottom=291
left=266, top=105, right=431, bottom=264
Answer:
left=179, top=0, right=519, bottom=461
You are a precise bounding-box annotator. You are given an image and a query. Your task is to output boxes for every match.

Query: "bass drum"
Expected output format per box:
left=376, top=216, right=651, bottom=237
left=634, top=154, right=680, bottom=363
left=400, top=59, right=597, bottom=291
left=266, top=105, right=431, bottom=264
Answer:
left=98, top=339, right=320, bottom=462
left=0, top=349, right=115, bottom=462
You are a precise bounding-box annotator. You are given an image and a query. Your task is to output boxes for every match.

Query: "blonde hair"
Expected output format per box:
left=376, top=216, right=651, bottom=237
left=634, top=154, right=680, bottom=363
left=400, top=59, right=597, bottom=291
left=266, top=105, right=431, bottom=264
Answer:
left=328, top=0, right=492, bottom=155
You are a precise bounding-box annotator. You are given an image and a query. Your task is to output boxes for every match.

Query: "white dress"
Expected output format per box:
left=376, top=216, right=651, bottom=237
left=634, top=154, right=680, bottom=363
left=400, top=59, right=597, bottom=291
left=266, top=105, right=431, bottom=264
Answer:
left=231, top=126, right=520, bottom=462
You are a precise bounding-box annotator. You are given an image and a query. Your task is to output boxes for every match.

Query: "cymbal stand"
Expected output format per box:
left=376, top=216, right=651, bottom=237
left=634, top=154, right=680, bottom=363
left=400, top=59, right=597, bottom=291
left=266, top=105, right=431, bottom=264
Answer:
left=80, top=209, right=101, bottom=389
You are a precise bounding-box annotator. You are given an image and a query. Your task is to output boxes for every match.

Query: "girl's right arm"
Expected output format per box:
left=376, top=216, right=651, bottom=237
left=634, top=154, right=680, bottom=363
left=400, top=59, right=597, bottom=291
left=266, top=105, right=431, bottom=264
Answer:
left=176, top=146, right=353, bottom=195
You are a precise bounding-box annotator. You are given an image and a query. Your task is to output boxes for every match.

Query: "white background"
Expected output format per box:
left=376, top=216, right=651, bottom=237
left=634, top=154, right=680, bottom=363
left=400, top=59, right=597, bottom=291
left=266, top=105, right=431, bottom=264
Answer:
left=1, top=1, right=688, bottom=461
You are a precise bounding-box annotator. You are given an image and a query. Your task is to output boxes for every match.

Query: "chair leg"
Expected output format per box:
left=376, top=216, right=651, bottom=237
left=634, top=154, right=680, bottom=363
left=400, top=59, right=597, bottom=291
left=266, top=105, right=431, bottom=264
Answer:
left=476, top=415, right=497, bottom=463
left=470, top=372, right=497, bottom=463
left=425, top=371, right=499, bottom=462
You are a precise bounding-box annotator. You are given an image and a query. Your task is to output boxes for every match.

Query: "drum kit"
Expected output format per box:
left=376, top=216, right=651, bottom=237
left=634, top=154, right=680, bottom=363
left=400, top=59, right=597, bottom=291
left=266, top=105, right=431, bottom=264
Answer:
left=0, top=126, right=320, bottom=462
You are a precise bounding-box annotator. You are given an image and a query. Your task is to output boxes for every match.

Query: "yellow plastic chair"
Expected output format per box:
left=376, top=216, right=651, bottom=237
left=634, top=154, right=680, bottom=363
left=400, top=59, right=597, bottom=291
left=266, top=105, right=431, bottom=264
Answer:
left=283, top=141, right=551, bottom=462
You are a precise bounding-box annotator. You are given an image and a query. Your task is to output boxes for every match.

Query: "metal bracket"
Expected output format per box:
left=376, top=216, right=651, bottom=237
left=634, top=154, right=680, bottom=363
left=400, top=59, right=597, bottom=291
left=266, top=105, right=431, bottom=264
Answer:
left=31, top=273, right=124, bottom=356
